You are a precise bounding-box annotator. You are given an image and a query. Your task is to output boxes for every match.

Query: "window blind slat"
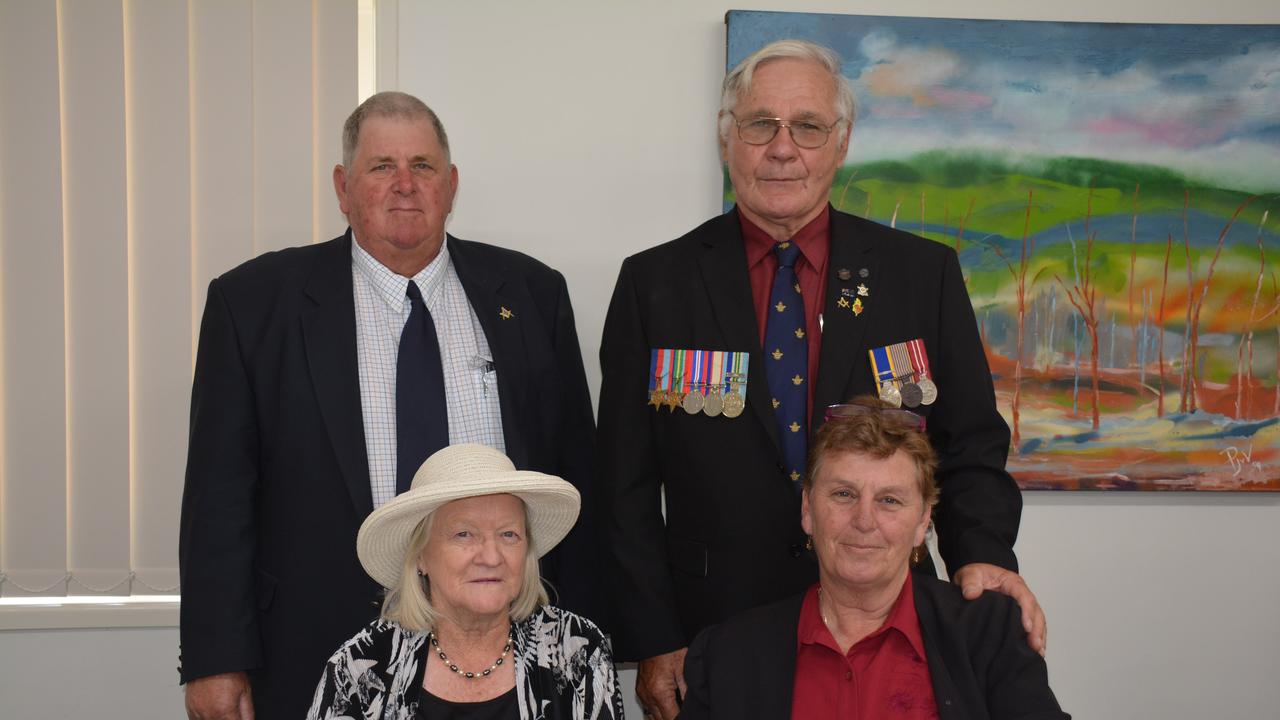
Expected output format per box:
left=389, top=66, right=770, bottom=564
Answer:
left=316, top=0, right=359, bottom=244
left=191, top=0, right=255, bottom=326
left=253, top=0, right=317, bottom=253
left=0, top=0, right=68, bottom=598
left=61, top=0, right=131, bottom=596
left=126, top=0, right=192, bottom=594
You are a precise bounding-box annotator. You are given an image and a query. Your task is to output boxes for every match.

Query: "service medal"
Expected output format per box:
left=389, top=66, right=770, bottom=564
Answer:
left=703, top=388, right=723, bottom=417
left=682, top=350, right=708, bottom=414
left=682, top=389, right=705, bottom=414
left=879, top=381, right=903, bottom=408
left=918, top=377, right=938, bottom=405
left=665, top=391, right=683, bottom=412
left=649, top=348, right=674, bottom=412
left=722, top=389, right=744, bottom=418
left=906, top=339, right=938, bottom=406
left=900, top=382, right=924, bottom=408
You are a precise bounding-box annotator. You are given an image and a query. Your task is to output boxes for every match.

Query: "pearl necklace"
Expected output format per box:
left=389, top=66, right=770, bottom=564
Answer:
left=428, top=626, right=514, bottom=680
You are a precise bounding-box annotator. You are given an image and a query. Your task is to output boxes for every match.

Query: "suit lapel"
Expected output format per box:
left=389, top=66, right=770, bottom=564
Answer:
left=812, top=211, right=880, bottom=428
left=449, top=236, right=532, bottom=468
left=696, top=212, right=781, bottom=456
left=301, top=231, right=373, bottom=515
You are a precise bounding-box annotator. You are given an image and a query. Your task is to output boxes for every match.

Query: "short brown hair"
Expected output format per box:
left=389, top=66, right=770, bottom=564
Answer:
left=805, top=396, right=938, bottom=507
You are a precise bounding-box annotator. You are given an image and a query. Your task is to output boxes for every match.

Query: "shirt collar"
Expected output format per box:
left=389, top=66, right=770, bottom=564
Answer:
left=351, top=232, right=451, bottom=310
left=796, top=573, right=928, bottom=661
left=739, top=204, right=831, bottom=271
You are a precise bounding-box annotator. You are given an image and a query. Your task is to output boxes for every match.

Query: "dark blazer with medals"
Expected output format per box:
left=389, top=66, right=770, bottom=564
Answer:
left=596, top=207, right=1022, bottom=661
left=679, top=575, right=1069, bottom=720
left=179, top=231, right=600, bottom=719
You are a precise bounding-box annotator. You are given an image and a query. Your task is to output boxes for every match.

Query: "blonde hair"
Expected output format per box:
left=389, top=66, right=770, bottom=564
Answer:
left=380, top=503, right=548, bottom=631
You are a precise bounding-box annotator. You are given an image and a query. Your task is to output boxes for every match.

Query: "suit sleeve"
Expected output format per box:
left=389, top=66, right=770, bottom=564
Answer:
left=928, top=249, right=1023, bottom=573
left=537, top=270, right=608, bottom=623
left=595, top=259, right=688, bottom=661
left=178, top=279, right=262, bottom=682
left=977, top=595, right=1070, bottom=719
left=678, top=627, right=714, bottom=720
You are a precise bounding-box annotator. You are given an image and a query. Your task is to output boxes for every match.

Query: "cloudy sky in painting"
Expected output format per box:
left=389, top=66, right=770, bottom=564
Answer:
left=728, top=13, right=1280, bottom=191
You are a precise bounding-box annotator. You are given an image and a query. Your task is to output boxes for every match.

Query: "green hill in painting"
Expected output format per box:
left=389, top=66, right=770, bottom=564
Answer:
left=723, top=150, right=1275, bottom=242
left=831, top=151, right=1271, bottom=240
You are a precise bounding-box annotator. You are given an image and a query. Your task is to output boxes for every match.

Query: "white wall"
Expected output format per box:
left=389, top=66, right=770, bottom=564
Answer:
left=1, top=2, right=1277, bottom=719
left=1, top=626, right=183, bottom=719
left=394, top=1, right=1280, bottom=719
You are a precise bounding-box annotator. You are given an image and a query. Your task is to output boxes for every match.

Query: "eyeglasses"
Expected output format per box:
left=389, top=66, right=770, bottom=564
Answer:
left=732, top=113, right=843, bottom=149
left=824, top=403, right=926, bottom=432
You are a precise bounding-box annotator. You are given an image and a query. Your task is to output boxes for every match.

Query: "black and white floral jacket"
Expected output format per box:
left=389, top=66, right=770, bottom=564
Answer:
left=306, top=605, right=625, bottom=720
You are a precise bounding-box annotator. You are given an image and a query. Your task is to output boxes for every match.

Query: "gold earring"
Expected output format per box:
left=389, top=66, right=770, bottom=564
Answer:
left=805, top=535, right=813, bottom=551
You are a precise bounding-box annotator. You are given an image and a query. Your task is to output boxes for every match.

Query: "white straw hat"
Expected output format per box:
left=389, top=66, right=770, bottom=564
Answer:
left=356, top=443, right=581, bottom=590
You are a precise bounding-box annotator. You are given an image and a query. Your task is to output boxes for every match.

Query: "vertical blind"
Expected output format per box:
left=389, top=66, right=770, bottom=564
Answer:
left=0, top=0, right=357, bottom=597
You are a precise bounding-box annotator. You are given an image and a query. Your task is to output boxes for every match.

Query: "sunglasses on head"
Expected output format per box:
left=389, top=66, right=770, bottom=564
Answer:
left=823, top=403, right=927, bottom=432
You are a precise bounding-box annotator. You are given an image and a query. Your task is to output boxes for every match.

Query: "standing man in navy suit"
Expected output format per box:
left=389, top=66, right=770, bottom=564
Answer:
left=179, top=92, right=599, bottom=719
left=596, top=41, right=1047, bottom=720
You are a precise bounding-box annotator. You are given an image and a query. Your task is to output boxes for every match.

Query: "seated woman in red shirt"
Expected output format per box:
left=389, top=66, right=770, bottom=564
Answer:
left=680, top=399, right=1068, bottom=720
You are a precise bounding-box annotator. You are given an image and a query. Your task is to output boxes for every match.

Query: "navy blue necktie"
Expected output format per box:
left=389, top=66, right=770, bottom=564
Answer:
left=396, top=280, right=449, bottom=494
left=763, top=241, right=808, bottom=487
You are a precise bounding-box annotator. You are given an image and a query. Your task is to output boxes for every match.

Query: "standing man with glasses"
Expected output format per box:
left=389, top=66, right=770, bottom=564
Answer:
left=179, top=91, right=600, bottom=719
left=596, top=40, right=1045, bottom=720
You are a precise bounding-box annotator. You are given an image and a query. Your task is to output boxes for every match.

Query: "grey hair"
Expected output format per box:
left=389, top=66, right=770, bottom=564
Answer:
left=718, top=40, right=857, bottom=142
left=379, top=502, right=548, bottom=632
left=342, top=91, right=450, bottom=167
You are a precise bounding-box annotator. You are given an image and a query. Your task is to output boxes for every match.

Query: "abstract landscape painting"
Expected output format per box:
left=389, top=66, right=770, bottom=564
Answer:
left=727, top=11, right=1280, bottom=490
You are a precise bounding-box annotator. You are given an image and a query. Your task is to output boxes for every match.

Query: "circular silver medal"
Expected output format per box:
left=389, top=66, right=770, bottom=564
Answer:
left=682, top=388, right=705, bottom=415
left=722, top=388, right=745, bottom=418
left=703, top=389, right=724, bottom=417
left=900, top=382, right=923, bottom=408
left=917, top=378, right=938, bottom=405
left=878, top=381, right=903, bottom=408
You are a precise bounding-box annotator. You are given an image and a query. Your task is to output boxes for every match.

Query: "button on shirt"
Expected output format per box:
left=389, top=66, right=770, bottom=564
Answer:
left=352, top=238, right=504, bottom=508
left=791, top=576, right=938, bottom=719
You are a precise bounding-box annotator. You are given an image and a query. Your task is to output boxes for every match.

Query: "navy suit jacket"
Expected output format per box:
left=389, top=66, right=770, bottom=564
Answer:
left=596, top=207, right=1022, bottom=661
left=179, top=231, right=600, bottom=719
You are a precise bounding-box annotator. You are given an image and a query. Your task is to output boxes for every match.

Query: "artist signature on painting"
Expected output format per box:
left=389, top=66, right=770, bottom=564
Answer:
left=1219, top=443, right=1264, bottom=477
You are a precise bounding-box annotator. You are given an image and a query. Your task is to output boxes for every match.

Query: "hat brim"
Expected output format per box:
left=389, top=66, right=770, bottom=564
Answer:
left=356, top=470, right=580, bottom=590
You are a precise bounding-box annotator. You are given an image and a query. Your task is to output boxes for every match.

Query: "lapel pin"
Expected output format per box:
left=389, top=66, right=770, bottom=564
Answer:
left=852, top=298, right=864, bottom=316
left=859, top=267, right=869, bottom=278
left=857, top=284, right=869, bottom=297
left=499, top=306, right=514, bottom=320
left=837, top=268, right=852, bottom=281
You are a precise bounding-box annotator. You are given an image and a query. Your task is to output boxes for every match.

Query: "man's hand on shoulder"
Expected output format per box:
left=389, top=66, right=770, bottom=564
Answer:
left=953, top=562, right=1047, bottom=655
left=636, top=647, right=687, bottom=720
left=185, top=671, right=254, bottom=720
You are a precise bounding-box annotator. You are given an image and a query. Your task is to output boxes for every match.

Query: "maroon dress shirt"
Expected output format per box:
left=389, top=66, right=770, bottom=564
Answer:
left=791, top=575, right=939, bottom=719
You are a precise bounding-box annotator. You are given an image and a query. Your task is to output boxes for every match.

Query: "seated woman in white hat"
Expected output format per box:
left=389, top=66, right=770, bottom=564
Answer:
left=308, top=444, right=623, bottom=719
